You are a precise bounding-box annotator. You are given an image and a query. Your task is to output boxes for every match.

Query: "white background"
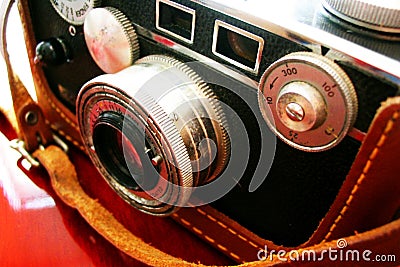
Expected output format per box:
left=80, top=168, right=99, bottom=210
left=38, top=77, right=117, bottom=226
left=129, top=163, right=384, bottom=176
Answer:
left=1, top=4, right=35, bottom=113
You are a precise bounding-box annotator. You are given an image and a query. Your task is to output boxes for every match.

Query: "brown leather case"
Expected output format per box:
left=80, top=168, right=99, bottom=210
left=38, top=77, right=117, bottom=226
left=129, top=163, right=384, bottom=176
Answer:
left=174, top=97, right=400, bottom=263
left=17, top=0, right=85, bottom=151
left=7, top=0, right=400, bottom=265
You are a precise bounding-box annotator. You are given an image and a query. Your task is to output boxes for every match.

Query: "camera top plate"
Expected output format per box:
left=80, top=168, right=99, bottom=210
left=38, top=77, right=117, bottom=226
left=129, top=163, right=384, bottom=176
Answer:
left=193, top=0, right=400, bottom=84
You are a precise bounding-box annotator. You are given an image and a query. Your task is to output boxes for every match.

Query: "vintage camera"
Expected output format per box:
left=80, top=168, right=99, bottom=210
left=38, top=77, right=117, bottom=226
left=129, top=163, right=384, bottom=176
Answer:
left=27, top=0, right=399, bottom=247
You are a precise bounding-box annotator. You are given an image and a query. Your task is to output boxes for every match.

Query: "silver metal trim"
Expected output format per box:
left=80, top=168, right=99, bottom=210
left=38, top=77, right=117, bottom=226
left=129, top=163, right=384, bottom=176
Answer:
left=156, top=0, right=196, bottom=44
left=212, top=20, right=264, bottom=74
left=135, top=24, right=259, bottom=89
left=134, top=25, right=369, bottom=142
left=9, top=134, right=69, bottom=168
left=322, top=0, right=400, bottom=33
left=77, top=82, right=193, bottom=215
left=258, top=51, right=358, bottom=152
left=9, top=139, right=40, bottom=167
left=192, top=0, right=400, bottom=86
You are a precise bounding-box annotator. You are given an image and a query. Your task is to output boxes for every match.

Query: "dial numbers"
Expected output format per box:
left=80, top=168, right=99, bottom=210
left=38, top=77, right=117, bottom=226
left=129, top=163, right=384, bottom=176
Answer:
left=258, top=52, right=358, bottom=152
left=50, top=0, right=100, bottom=25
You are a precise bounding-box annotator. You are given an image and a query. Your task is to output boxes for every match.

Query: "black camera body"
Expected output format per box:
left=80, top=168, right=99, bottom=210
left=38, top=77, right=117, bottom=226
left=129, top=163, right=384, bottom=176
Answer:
left=28, top=0, right=399, bottom=246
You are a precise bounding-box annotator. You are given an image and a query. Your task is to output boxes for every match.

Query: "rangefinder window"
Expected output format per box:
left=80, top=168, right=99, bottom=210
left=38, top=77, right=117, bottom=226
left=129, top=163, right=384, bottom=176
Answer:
left=213, top=20, right=264, bottom=74
left=156, top=0, right=195, bottom=44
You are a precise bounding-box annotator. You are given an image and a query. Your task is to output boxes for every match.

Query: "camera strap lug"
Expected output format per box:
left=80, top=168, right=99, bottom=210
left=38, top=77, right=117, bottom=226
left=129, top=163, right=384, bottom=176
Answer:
left=9, top=133, right=69, bottom=167
left=9, top=139, right=40, bottom=167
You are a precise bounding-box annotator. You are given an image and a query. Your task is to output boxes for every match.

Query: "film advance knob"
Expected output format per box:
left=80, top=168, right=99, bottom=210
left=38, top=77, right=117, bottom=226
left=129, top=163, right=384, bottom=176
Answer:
left=322, top=0, right=400, bottom=33
left=84, top=7, right=140, bottom=73
left=258, top=52, right=358, bottom=152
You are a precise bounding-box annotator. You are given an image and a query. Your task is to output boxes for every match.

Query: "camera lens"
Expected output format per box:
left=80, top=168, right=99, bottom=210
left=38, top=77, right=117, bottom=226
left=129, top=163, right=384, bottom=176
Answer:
left=92, top=112, right=159, bottom=192
left=77, top=55, right=230, bottom=215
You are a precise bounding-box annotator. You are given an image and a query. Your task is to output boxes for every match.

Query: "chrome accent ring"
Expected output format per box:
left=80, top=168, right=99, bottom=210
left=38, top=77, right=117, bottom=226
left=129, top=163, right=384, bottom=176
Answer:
left=322, top=0, right=400, bottom=33
left=105, top=7, right=140, bottom=64
left=258, top=51, right=358, bottom=152
left=137, top=55, right=230, bottom=183
left=77, top=55, right=230, bottom=215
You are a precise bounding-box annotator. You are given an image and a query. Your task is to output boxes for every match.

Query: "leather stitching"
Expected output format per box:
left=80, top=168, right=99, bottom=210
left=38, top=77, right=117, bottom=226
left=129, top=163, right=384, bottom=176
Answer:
left=195, top=207, right=262, bottom=250
left=172, top=212, right=245, bottom=263
left=37, top=79, right=85, bottom=151
left=323, top=111, right=399, bottom=241
left=17, top=4, right=85, bottom=152
left=42, top=89, right=79, bottom=130
left=49, top=123, right=85, bottom=151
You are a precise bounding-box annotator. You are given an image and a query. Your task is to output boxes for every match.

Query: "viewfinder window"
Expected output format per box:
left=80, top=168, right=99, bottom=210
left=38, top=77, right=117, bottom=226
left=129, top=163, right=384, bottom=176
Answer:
left=213, top=20, right=264, bottom=73
left=156, top=0, right=195, bottom=44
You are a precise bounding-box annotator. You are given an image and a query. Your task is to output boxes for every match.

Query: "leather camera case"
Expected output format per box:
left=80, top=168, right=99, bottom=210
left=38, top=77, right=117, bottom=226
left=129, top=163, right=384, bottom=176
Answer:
left=3, top=0, right=399, bottom=265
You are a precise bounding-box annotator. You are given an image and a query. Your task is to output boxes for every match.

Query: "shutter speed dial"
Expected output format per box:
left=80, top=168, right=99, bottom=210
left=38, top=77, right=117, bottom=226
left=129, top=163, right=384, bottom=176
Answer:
left=50, top=0, right=101, bottom=26
left=258, top=52, right=358, bottom=152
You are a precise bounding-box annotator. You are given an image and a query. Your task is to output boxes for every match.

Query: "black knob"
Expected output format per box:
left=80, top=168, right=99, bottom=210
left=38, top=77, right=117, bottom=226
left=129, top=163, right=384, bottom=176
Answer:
left=34, top=37, right=72, bottom=66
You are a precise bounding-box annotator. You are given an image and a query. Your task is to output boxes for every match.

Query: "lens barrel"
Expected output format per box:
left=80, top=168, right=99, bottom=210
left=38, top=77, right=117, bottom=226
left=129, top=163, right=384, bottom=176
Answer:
left=77, top=55, right=230, bottom=215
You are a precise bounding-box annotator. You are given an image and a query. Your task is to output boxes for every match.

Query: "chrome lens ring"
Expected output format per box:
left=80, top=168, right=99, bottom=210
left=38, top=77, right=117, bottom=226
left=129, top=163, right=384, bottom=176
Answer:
left=77, top=55, right=230, bottom=215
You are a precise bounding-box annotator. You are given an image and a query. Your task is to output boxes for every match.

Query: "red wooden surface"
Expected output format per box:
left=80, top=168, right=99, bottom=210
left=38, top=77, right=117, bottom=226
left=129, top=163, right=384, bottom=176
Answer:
left=0, top=113, right=232, bottom=266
